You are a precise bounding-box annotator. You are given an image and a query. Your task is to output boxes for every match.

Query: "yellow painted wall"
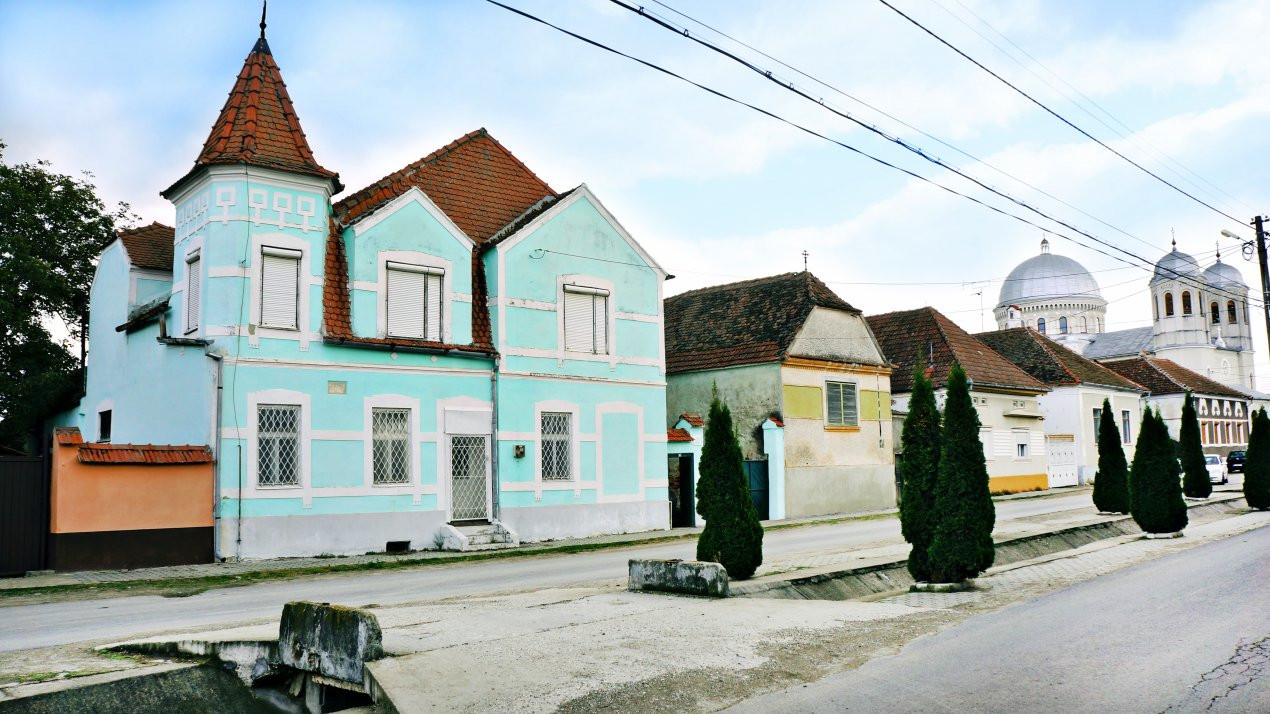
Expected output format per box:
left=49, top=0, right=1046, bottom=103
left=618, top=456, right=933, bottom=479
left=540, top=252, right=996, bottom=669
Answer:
left=782, top=385, right=823, bottom=419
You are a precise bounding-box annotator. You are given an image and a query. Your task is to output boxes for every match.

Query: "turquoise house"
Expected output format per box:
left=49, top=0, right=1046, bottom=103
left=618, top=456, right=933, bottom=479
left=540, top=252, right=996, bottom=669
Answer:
left=59, top=26, right=670, bottom=558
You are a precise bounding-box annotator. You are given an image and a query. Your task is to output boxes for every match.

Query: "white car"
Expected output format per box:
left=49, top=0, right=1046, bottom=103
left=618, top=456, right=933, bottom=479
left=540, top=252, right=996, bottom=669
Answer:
left=1204, top=454, right=1227, bottom=485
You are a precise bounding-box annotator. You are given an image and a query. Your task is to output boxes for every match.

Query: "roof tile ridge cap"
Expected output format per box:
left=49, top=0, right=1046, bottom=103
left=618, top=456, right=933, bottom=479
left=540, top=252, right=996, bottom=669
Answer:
left=476, top=128, right=558, bottom=196
left=1145, top=356, right=1189, bottom=392
left=667, top=272, right=798, bottom=300
left=1030, top=331, right=1082, bottom=385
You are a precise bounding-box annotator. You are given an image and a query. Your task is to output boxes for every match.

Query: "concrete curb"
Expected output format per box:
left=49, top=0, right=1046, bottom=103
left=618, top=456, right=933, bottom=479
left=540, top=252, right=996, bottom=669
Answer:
left=732, top=495, right=1246, bottom=601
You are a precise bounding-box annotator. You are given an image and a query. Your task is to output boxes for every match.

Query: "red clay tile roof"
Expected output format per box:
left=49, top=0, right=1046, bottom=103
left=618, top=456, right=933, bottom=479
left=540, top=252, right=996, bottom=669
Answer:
left=77, top=443, right=214, bottom=465
left=664, top=272, right=863, bottom=374
left=974, top=328, right=1145, bottom=392
left=118, top=223, right=174, bottom=271
left=679, top=413, right=704, bottom=427
left=667, top=428, right=694, bottom=442
left=333, top=129, right=556, bottom=242
left=163, top=35, right=339, bottom=197
left=1103, top=357, right=1246, bottom=398
left=54, top=427, right=84, bottom=446
left=866, top=307, right=1048, bottom=393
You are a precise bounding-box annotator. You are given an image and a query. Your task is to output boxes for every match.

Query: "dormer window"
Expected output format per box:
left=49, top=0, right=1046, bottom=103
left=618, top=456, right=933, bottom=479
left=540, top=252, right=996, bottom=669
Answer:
left=386, top=262, right=443, bottom=341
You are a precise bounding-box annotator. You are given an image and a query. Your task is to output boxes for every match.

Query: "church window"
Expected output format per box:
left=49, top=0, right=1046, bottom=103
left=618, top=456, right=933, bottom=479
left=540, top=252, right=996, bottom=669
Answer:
left=1181, top=291, right=1193, bottom=315
left=1211, top=302, right=1220, bottom=324
left=1228, top=300, right=1237, bottom=324
left=1058, top=316, right=1068, bottom=334
left=1037, top=317, right=1046, bottom=334
left=1164, top=293, right=1174, bottom=316
left=1080, top=316, right=1087, bottom=333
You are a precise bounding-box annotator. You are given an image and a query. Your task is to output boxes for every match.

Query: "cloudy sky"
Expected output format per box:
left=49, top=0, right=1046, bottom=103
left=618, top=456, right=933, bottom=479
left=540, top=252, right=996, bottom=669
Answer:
left=3, top=0, right=1269, bottom=374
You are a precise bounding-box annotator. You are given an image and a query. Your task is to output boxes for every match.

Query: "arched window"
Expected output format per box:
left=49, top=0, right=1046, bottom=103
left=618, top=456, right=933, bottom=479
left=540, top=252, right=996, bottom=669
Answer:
left=1037, top=317, right=1046, bottom=334
left=1211, top=302, right=1220, bottom=324
left=1181, top=291, right=1192, bottom=315
left=1080, top=316, right=1088, bottom=333
left=1164, top=292, right=1174, bottom=316
left=1228, top=300, right=1237, bottom=324
left=1059, top=316, right=1068, bottom=334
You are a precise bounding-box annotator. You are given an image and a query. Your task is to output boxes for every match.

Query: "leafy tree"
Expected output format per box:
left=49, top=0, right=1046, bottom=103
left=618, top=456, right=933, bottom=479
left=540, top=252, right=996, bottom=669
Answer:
left=1178, top=392, right=1211, bottom=499
left=927, top=364, right=995, bottom=583
left=696, top=393, right=763, bottom=579
left=1244, top=408, right=1270, bottom=510
left=1092, top=398, right=1130, bottom=514
left=0, top=142, right=129, bottom=452
left=1129, top=407, right=1188, bottom=534
left=898, top=359, right=941, bottom=580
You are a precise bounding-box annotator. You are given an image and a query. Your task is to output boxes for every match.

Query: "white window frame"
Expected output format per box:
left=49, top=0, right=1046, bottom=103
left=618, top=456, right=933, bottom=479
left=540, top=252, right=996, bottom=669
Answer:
left=259, top=246, right=302, bottom=330
left=363, top=394, right=420, bottom=488
left=534, top=400, right=581, bottom=482
left=256, top=403, right=303, bottom=488
left=824, top=380, right=859, bottom=427
left=247, top=233, right=311, bottom=341
left=980, top=426, right=993, bottom=461
left=557, top=275, right=616, bottom=362
left=539, top=411, right=575, bottom=481
left=184, top=249, right=201, bottom=334
left=385, top=262, right=445, bottom=341
left=245, top=390, right=310, bottom=496
left=562, top=285, right=610, bottom=355
left=372, top=407, right=413, bottom=485
left=1121, top=410, right=1132, bottom=444
left=1013, top=429, right=1030, bottom=459
left=376, top=251, right=453, bottom=343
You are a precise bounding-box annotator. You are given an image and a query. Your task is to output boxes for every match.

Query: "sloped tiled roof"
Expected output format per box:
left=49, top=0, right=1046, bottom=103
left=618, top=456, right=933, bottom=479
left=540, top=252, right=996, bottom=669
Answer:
left=664, top=272, right=861, bottom=374
left=679, top=413, right=704, bottom=427
left=118, top=223, right=174, bottom=271
left=1103, top=357, right=1246, bottom=398
left=1083, top=326, right=1154, bottom=360
left=163, top=34, right=339, bottom=197
left=866, top=307, right=1048, bottom=393
left=333, top=129, right=555, bottom=243
left=54, top=426, right=84, bottom=446
left=974, top=328, right=1145, bottom=392
left=77, top=443, right=214, bottom=465
left=667, top=428, right=693, bottom=443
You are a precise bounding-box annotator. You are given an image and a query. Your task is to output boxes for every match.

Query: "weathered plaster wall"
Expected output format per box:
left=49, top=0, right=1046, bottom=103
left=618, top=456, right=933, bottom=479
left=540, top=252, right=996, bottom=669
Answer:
left=666, top=363, right=781, bottom=459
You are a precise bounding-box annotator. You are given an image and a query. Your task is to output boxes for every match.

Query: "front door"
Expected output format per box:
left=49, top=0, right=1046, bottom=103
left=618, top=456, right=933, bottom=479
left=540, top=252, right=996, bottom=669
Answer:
left=450, top=435, right=490, bottom=522
left=668, top=454, right=695, bottom=527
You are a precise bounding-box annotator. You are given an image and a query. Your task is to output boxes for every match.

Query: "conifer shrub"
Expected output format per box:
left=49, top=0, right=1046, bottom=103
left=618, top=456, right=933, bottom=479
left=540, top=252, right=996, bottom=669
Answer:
left=1178, top=392, right=1211, bottom=499
left=695, top=394, right=764, bottom=579
left=898, top=359, right=941, bottom=581
left=1091, top=398, right=1130, bottom=514
left=927, top=364, right=995, bottom=583
left=1129, top=407, right=1188, bottom=534
left=1244, top=408, right=1270, bottom=510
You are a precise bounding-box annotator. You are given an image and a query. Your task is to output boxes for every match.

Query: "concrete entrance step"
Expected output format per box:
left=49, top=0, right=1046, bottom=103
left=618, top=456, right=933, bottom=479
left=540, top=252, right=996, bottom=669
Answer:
left=441, top=521, right=520, bottom=551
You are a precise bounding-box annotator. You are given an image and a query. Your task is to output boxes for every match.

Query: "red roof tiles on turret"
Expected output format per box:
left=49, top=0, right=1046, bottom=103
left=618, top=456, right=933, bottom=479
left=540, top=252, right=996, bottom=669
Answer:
left=163, top=34, right=339, bottom=197
left=118, top=223, right=175, bottom=272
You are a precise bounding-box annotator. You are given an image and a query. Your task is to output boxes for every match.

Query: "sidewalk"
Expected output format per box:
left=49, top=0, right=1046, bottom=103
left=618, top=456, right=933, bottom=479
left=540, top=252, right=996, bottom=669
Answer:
left=1, top=485, right=1093, bottom=593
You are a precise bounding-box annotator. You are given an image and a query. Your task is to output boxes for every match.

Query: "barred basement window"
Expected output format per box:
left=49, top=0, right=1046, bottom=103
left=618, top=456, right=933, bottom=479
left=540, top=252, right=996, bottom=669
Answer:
left=258, top=405, right=300, bottom=486
left=826, top=381, right=858, bottom=427
left=386, top=262, right=443, bottom=341
left=541, top=411, right=572, bottom=480
left=372, top=408, right=411, bottom=484
left=563, top=286, right=609, bottom=354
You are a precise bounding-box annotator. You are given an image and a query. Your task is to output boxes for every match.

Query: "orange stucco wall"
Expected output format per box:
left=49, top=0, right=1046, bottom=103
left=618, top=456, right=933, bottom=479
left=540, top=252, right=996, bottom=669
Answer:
left=50, top=442, right=213, bottom=534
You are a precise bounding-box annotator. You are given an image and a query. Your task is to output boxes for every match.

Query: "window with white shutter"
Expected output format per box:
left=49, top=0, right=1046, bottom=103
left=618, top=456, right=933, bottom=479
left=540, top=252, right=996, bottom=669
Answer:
left=825, top=381, right=858, bottom=427
left=185, top=251, right=200, bottom=334
left=563, top=286, right=608, bottom=354
left=260, top=247, right=301, bottom=329
left=386, top=262, right=443, bottom=341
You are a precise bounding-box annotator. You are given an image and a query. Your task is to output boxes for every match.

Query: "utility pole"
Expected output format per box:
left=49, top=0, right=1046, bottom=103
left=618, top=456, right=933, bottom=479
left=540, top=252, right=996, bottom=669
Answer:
left=1255, top=216, right=1270, bottom=356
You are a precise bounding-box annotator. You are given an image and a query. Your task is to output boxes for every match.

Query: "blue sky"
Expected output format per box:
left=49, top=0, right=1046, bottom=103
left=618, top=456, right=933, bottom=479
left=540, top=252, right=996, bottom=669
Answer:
left=3, top=0, right=1269, bottom=374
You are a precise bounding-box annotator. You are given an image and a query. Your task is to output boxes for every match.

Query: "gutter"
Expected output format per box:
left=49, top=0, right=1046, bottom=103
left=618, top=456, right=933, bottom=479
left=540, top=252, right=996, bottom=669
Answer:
left=205, top=349, right=225, bottom=561
left=321, top=336, right=496, bottom=361
left=490, top=356, right=501, bottom=520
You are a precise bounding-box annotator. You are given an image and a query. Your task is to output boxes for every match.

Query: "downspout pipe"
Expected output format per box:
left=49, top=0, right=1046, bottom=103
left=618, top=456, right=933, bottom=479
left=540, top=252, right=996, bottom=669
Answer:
left=490, top=355, right=501, bottom=520
left=205, top=349, right=225, bottom=561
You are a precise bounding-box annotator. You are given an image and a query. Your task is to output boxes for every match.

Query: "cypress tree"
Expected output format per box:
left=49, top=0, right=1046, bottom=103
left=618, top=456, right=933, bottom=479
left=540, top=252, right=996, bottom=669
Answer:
left=1129, top=407, right=1188, bottom=534
left=1091, top=398, right=1130, bottom=514
left=927, top=364, right=995, bottom=583
left=1178, top=392, right=1211, bottom=499
left=695, top=394, right=764, bottom=579
left=1244, top=408, right=1270, bottom=510
left=898, top=359, right=942, bottom=581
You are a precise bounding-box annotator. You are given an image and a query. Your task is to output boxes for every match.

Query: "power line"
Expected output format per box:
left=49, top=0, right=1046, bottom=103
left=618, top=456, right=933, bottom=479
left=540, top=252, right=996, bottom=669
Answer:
left=873, top=0, right=1246, bottom=227
left=602, top=0, right=1257, bottom=306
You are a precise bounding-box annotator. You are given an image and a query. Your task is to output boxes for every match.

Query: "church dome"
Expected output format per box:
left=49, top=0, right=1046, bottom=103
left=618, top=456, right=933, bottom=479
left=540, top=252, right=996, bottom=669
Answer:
left=997, top=239, right=1101, bottom=307
left=1152, top=245, right=1202, bottom=283
left=1203, top=259, right=1246, bottom=289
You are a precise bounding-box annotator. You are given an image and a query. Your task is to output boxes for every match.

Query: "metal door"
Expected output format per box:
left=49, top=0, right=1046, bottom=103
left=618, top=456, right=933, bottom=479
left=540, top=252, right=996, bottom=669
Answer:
left=450, top=435, right=490, bottom=521
left=1046, top=435, right=1078, bottom=488
left=743, top=459, right=770, bottom=520
left=668, top=454, right=695, bottom=527
left=0, top=456, right=48, bottom=576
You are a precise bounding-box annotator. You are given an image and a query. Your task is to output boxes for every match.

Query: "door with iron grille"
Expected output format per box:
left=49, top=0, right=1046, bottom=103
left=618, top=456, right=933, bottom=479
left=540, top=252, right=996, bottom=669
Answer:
left=449, top=435, right=490, bottom=521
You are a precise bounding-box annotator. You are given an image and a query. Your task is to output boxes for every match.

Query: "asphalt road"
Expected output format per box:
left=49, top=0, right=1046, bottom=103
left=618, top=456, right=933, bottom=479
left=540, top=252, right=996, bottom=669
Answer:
left=732, top=522, right=1270, bottom=713
left=0, top=493, right=1092, bottom=652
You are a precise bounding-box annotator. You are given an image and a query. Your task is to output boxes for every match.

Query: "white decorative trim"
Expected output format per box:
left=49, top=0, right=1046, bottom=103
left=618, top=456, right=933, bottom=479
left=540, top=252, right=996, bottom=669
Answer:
left=249, top=232, right=312, bottom=348
left=363, top=394, right=424, bottom=503
left=208, top=266, right=249, bottom=279
left=351, top=186, right=476, bottom=251
left=221, top=355, right=493, bottom=377
left=128, top=268, right=171, bottom=306
left=245, top=389, right=313, bottom=507
left=376, top=250, right=454, bottom=342
left=174, top=235, right=205, bottom=336
left=220, top=485, right=438, bottom=500
left=533, top=400, right=583, bottom=499
left=614, top=311, right=659, bottom=323
left=557, top=274, right=617, bottom=369
left=594, top=400, right=652, bottom=504
left=497, top=370, right=665, bottom=388
left=503, top=347, right=660, bottom=368
left=506, top=298, right=556, bottom=312
left=435, top=396, right=493, bottom=521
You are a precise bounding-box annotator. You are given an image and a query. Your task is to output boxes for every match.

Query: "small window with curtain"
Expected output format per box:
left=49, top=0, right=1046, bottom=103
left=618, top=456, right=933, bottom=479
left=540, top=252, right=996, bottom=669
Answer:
left=372, top=407, right=411, bottom=484
left=260, top=247, right=301, bottom=329
left=826, top=381, right=858, bottom=427
left=386, top=262, right=443, bottom=341
left=540, top=411, right=572, bottom=480
left=563, top=286, right=609, bottom=354
left=185, top=250, right=201, bottom=334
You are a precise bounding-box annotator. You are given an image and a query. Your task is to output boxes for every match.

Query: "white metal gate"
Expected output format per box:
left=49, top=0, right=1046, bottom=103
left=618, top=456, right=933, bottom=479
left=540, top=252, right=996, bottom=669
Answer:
left=1046, top=435, right=1078, bottom=488
left=450, top=435, right=490, bottom=521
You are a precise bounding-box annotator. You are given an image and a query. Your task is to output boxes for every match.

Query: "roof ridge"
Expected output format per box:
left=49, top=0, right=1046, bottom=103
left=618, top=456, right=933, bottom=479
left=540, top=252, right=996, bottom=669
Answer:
left=666, top=272, right=807, bottom=301
left=1144, top=356, right=1188, bottom=392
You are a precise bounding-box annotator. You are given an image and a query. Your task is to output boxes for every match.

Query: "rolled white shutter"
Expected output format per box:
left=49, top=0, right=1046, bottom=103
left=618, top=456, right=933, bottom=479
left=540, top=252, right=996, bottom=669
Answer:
left=592, top=293, right=608, bottom=354
left=425, top=273, right=443, bottom=342
left=185, top=255, right=200, bottom=334
left=387, top=267, right=426, bottom=338
left=564, top=290, right=592, bottom=351
left=261, top=248, right=300, bottom=329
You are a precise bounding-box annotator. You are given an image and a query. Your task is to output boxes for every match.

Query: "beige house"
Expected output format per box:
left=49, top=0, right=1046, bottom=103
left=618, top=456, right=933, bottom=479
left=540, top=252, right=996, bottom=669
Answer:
left=664, top=272, right=896, bottom=521
left=868, top=307, right=1051, bottom=494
